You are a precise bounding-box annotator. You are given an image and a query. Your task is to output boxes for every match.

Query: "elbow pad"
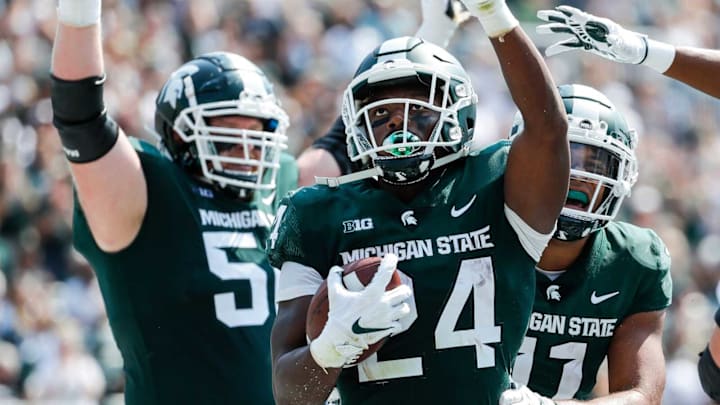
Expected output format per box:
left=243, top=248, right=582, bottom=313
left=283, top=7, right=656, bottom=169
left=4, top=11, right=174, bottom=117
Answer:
left=698, top=346, right=720, bottom=401
left=51, top=74, right=119, bottom=163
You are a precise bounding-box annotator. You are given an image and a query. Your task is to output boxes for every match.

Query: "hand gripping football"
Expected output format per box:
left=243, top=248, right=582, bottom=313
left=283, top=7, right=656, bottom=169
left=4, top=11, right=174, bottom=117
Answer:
left=306, top=256, right=403, bottom=364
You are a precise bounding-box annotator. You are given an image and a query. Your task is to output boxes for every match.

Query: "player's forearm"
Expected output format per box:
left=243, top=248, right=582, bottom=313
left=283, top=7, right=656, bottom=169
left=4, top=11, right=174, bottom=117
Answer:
left=664, top=47, right=720, bottom=99
left=490, top=28, right=567, bottom=139
left=273, top=346, right=341, bottom=405
left=51, top=24, right=104, bottom=80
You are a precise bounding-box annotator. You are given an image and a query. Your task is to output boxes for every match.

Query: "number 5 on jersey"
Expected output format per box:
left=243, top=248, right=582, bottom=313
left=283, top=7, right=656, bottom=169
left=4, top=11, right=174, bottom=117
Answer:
left=203, top=231, right=270, bottom=327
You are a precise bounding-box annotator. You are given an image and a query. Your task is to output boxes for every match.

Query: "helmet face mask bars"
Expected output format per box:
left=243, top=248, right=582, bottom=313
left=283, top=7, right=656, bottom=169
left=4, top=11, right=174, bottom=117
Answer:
left=341, top=37, right=478, bottom=186
left=154, top=52, right=289, bottom=197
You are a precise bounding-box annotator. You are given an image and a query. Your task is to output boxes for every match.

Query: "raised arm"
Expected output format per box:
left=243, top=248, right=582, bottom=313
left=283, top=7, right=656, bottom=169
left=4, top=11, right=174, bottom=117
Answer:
left=665, top=47, right=720, bottom=99
left=537, top=5, right=720, bottom=99
left=51, top=0, right=147, bottom=252
left=460, top=0, right=569, bottom=234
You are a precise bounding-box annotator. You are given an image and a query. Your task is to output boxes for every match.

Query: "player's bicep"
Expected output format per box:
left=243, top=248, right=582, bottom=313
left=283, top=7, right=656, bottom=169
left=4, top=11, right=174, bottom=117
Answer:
left=71, top=133, right=147, bottom=252
left=606, top=310, right=666, bottom=401
left=505, top=128, right=569, bottom=234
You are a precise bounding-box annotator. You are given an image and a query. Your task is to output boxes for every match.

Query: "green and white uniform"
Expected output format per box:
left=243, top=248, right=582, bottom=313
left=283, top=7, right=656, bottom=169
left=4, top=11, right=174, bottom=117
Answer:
left=268, top=141, right=553, bottom=405
left=511, top=222, right=672, bottom=400
left=74, top=139, right=297, bottom=405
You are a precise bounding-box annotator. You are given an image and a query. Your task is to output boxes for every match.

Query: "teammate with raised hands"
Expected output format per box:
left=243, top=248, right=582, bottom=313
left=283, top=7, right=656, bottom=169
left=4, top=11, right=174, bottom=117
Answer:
left=536, top=5, right=720, bottom=99
left=50, top=0, right=296, bottom=403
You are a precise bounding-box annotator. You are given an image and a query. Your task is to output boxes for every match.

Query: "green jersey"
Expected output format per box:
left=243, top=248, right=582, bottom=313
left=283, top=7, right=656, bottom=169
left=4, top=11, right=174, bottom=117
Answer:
left=73, top=139, right=298, bottom=405
left=268, top=141, right=545, bottom=404
left=512, top=222, right=672, bottom=400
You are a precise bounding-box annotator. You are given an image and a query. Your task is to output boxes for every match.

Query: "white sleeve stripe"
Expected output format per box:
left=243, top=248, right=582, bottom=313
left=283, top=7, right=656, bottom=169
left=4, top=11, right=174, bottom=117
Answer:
left=276, top=261, right=324, bottom=303
left=504, top=204, right=555, bottom=263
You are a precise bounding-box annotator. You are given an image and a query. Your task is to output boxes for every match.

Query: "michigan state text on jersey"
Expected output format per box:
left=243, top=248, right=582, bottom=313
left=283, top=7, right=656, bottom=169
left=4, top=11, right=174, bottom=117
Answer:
left=513, top=222, right=671, bottom=399
left=74, top=139, right=297, bottom=403
left=269, top=142, right=550, bottom=404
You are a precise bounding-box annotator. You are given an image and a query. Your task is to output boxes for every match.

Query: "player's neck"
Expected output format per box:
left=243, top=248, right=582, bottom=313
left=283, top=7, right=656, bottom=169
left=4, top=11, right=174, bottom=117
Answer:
left=536, top=237, right=589, bottom=271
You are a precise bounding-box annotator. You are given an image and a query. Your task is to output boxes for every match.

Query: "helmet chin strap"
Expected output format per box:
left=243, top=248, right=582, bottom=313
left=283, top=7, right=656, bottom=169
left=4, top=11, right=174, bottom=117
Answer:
left=553, top=215, right=600, bottom=241
left=315, top=145, right=471, bottom=188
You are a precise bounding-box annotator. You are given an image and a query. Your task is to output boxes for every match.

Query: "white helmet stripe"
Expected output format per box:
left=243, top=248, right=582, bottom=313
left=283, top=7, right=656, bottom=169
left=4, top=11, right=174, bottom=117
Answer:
left=377, top=36, right=414, bottom=55
left=570, top=98, right=600, bottom=123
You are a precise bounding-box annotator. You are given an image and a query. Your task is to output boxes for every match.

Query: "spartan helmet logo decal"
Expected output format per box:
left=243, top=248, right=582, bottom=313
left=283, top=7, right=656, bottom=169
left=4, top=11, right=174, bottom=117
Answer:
left=546, top=285, right=561, bottom=301
left=401, top=210, right=418, bottom=227
left=159, top=64, right=200, bottom=109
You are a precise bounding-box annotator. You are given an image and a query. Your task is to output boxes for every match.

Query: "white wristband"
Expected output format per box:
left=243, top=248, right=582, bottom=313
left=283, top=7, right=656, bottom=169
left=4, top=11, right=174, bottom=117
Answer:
left=642, top=39, right=676, bottom=74
left=57, top=0, right=101, bottom=27
left=475, top=3, right=519, bottom=38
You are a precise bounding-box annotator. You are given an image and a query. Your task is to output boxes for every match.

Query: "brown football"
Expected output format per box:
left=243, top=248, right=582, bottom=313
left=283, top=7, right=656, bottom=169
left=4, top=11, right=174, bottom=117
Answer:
left=306, top=256, right=403, bottom=365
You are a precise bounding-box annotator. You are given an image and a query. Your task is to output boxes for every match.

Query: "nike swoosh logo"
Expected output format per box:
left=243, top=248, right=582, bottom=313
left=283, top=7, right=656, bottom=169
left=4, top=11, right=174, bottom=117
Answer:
left=351, top=319, right=392, bottom=334
left=261, top=191, right=276, bottom=206
left=590, top=290, right=620, bottom=305
left=450, top=195, right=477, bottom=218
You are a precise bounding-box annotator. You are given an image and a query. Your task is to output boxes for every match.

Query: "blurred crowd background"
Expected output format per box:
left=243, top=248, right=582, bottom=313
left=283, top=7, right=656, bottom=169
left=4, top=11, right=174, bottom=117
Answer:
left=1, top=0, right=720, bottom=403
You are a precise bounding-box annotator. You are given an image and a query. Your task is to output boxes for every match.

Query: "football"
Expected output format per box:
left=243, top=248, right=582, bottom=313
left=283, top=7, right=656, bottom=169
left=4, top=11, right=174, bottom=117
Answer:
left=306, top=256, right=403, bottom=364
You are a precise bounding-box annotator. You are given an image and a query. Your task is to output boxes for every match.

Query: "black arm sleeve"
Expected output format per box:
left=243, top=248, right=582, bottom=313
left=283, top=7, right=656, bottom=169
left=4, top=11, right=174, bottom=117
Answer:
left=699, top=345, right=720, bottom=401
left=311, top=116, right=353, bottom=175
left=698, top=306, right=720, bottom=401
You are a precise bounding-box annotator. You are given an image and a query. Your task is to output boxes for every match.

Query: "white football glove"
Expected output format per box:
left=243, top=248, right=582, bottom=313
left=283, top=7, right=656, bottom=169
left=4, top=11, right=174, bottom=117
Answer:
left=458, top=0, right=519, bottom=38
left=309, top=254, right=413, bottom=369
left=537, top=5, right=675, bottom=72
left=57, top=0, right=102, bottom=27
left=416, top=0, right=471, bottom=47
left=499, top=384, right=556, bottom=405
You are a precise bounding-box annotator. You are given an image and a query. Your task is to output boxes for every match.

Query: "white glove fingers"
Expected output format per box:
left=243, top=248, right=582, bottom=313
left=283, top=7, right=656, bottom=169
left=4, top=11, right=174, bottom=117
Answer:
left=366, top=254, right=398, bottom=293
left=555, top=5, right=584, bottom=18
left=378, top=253, right=399, bottom=273
left=325, top=266, right=347, bottom=308
left=536, top=9, right=567, bottom=23
left=536, top=23, right=573, bottom=35
left=545, top=39, right=584, bottom=57
left=384, top=284, right=413, bottom=305
left=388, top=302, right=412, bottom=321
left=584, top=20, right=612, bottom=40
left=447, top=0, right=471, bottom=24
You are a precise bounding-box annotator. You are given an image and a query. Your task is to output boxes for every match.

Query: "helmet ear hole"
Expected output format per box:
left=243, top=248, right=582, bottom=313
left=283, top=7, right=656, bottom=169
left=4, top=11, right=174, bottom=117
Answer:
left=466, top=117, right=475, bottom=132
